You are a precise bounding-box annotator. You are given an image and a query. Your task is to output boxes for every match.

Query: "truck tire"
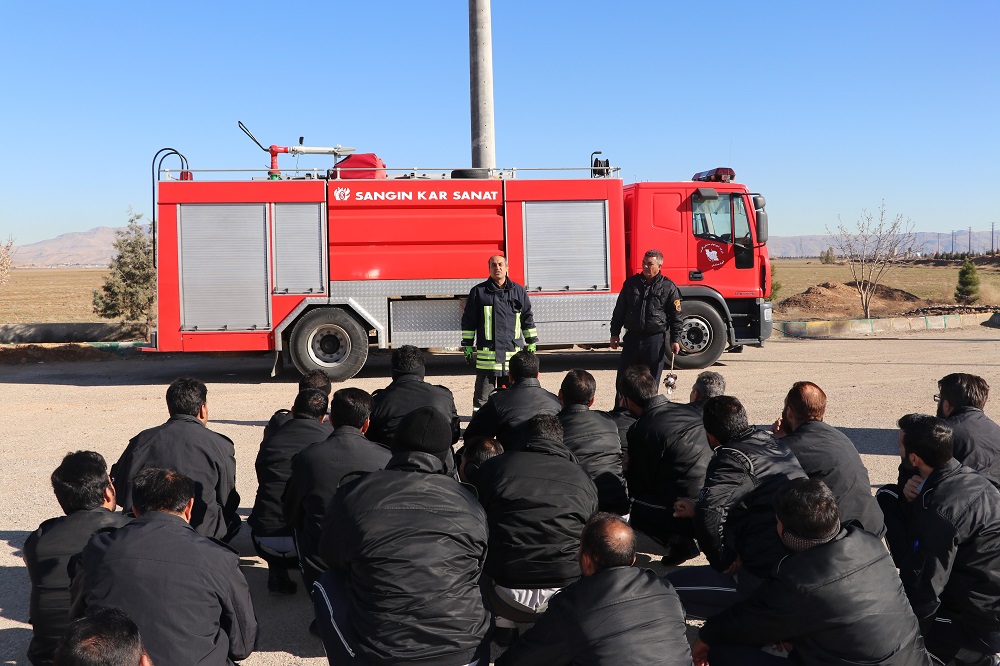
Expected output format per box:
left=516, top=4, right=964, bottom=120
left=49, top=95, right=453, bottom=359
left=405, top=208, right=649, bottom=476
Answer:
left=451, top=168, right=490, bottom=179
left=289, top=308, right=369, bottom=381
left=673, top=301, right=727, bottom=370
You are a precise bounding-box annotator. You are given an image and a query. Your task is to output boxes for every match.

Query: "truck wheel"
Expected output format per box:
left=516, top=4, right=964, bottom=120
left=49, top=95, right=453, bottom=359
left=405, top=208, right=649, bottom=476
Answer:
left=289, top=308, right=369, bottom=381
left=673, top=301, right=727, bottom=370
left=451, top=168, right=490, bottom=179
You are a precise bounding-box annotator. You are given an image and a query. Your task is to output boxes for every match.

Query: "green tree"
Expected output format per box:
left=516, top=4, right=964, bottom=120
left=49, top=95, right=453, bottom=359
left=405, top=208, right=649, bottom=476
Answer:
left=955, top=258, right=980, bottom=304
left=820, top=247, right=836, bottom=264
left=766, top=264, right=782, bottom=302
left=93, top=210, right=156, bottom=339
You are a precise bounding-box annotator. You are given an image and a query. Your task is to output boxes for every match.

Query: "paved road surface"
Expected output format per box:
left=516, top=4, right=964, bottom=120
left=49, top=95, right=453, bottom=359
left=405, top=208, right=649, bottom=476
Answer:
left=2, top=325, right=998, bottom=663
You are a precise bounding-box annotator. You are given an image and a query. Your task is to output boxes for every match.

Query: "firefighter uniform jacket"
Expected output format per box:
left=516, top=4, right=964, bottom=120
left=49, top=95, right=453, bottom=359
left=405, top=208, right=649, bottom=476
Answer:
left=461, top=278, right=538, bottom=376
left=71, top=511, right=258, bottom=665
left=610, top=273, right=684, bottom=342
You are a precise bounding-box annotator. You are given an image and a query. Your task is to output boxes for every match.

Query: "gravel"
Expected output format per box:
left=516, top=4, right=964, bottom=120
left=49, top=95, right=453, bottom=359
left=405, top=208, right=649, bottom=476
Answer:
left=2, top=326, right=1000, bottom=664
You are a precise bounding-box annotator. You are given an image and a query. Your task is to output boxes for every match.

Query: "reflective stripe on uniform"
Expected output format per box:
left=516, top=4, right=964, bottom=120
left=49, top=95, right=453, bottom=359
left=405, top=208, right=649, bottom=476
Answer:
left=513, top=312, right=522, bottom=340
left=483, top=306, right=493, bottom=341
left=522, top=327, right=537, bottom=339
left=461, top=329, right=476, bottom=340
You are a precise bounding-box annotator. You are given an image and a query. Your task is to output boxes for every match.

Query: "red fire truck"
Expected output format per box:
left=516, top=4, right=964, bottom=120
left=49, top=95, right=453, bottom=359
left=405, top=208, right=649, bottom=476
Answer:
left=150, top=137, right=772, bottom=380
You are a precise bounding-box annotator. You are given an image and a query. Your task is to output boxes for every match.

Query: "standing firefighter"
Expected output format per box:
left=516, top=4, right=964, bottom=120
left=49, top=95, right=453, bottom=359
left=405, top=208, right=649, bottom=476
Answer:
left=611, top=249, right=684, bottom=392
left=462, top=255, right=539, bottom=410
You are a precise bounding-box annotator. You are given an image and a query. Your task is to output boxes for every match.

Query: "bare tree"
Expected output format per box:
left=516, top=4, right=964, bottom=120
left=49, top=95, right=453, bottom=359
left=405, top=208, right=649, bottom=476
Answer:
left=827, top=202, right=915, bottom=319
left=0, top=236, right=14, bottom=287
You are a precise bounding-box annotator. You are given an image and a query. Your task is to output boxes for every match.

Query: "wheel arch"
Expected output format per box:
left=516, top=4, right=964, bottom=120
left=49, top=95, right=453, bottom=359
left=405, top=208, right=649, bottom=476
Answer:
left=274, top=298, right=383, bottom=352
left=676, top=286, right=735, bottom=347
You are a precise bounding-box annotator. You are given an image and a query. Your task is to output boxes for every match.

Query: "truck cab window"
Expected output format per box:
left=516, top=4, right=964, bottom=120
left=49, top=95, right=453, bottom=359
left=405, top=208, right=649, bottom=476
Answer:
left=692, top=194, right=733, bottom=243
left=733, top=196, right=751, bottom=248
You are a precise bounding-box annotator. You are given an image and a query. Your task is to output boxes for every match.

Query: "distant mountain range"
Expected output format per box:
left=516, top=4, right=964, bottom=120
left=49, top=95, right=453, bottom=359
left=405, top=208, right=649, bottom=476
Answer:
left=11, top=226, right=999, bottom=267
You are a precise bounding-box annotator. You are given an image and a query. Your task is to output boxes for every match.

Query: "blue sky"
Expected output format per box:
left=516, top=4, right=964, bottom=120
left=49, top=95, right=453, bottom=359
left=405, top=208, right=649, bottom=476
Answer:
left=1, top=1, right=997, bottom=245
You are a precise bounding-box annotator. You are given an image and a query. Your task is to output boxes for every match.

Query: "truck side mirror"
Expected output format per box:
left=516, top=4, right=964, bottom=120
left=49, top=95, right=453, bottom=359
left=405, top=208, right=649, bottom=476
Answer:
left=756, top=209, right=768, bottom=244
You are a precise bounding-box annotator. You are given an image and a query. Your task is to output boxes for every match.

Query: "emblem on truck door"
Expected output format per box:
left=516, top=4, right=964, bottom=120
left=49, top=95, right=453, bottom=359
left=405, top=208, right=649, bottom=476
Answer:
left=334, top=187, right=351, bottom=201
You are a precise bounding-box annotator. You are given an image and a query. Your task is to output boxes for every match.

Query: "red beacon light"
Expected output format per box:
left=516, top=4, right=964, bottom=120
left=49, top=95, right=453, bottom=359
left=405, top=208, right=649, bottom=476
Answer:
left=692, top=167, right=735, bottom=183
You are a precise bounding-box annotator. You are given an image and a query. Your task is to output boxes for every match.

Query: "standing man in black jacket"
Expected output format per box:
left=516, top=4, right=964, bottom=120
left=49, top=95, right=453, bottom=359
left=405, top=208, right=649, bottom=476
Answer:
left=71, top=468, right=258, bottom=666
left=693, top=479, right=931, bottom=666
left=557, top=369, right=630, bottom=515
left=474, top=414, right=599, bottom=646
left=936, top=372, right=1000, bottom=486
left=463, top=350, right=560, bottom=450
left=249, top=388, right=331, bottom=595
left=314, top=407, right=491, bottom=666
left=496, top=513, right=692, bottom=666
left=111, top=376, right=240, bottom=541
left=882, top=413, right=1000, bottom=665
left=283, top=388, right=390, bottom=588
left=461, top=254, right=539, bottom=410
left=669, top=395, right=806, bottom=619
left=367, top=345, right=460, bottom=447
left=24, top=452, right=130, bottom=666
left=610, top=249, right=684, bottom=394
left=773, top=381, right=885, bottom=536
left=621, top=366, right=711, bottom=565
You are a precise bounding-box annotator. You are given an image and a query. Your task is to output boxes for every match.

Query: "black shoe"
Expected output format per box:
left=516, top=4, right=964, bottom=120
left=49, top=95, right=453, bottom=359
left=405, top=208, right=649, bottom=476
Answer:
left=267, top=570, right=297, bottom=595
left=661, top=539, right=700, bottom=567
left=493, top=627, right=519, bottom=648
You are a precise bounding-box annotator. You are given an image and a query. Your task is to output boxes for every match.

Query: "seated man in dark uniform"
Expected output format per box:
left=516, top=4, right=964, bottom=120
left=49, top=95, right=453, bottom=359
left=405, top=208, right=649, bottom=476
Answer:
left=367, top=345, right=460, bottom=447
left=936, top=372, right=1000, bottom=486
left=111, top=376, right=240, bottom=541
left=24, top=452, right=130, bottom=666
left=71, top=468, right=257, bottom=666
left=496, top=513, right=692, bottom=666
left=249, top=388, right=331, bottom=595
left=463, top=350, right=560, bottom=450
left=557, top=369, right=630, bottom=516
left=693, top=479, right=930, bottom=666
left=262, top=369, right=333, bottom=440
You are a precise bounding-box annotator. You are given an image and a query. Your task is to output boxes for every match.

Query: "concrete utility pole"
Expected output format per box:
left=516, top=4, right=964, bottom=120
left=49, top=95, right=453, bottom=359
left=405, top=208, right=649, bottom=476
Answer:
left=469, top=0, right=497, bottom=170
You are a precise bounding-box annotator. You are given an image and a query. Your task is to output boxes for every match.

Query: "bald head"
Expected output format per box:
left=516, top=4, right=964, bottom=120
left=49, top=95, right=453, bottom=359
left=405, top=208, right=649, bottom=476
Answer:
left=784, top=381, right=827, bottom=430
left=579, top=512, right=636, bottom=575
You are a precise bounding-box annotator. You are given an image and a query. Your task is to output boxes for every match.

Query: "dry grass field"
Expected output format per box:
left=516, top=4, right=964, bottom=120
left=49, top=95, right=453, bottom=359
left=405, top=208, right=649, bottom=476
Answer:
left=771, top=258, right=1000, bottom=305
left=1, top=262, right=997, bottom=326
left=0, top=268, right=109, bottom=323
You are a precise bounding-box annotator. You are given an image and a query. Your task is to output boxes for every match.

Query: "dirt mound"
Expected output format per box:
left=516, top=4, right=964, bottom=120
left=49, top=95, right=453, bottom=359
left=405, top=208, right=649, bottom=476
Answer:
left=775, top=281, right=927, bottom=320
left=0, top=344, right=115, bottom=365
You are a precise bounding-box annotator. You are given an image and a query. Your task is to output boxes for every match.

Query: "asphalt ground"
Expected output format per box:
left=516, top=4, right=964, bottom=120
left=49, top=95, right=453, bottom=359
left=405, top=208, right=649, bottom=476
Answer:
left=2, top=324, right=1000, bottom=664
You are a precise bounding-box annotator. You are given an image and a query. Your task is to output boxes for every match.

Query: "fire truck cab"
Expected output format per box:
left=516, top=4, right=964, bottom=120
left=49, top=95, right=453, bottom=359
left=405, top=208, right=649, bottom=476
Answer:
left=153, top=153, right=772, bottom=380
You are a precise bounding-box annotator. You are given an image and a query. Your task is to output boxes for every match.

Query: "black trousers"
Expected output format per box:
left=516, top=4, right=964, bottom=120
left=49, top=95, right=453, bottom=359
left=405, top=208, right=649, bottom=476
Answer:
left=665, top=566, right=763, bottom=621
left=616, top=331, right=667, bottom=398
left=473, top=371, right=508, bottom=409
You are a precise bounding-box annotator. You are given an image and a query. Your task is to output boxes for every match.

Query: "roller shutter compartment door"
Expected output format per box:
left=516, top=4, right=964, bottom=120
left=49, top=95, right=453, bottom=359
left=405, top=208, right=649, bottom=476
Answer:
left=274, top=203, right=325, bottom=294
left=179, top=204, right=270, bottom=331
left=523, top=201, right=609, bottom=292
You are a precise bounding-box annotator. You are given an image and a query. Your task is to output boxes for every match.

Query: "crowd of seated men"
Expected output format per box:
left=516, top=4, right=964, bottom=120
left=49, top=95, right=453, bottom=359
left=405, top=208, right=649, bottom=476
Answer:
left=22, top=346, right=1000, bottom=665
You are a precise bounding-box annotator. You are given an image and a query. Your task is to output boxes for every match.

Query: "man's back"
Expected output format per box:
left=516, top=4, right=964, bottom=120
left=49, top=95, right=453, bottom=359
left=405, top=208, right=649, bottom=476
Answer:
left=72, top=512, right=257, bottom=665
left=947, top=406, right=1000, bottom=485
left=321, top=451, right=490, bottom=665
left=783, top=420, right=885, bottom=536
left=464, top=378, right=561, bottom=449
left=496, top=566, right=692, bottom=666
left=559, top=405, right=630, bottom=515
left=24, top=509, right=130, bottom=666
left=249, top=416, right=330, bottom=537
left=283, top=426, right=391, bottom=576
left=626, top=395, right=711, bottom=504
left=367, top=374, right=459, bottom=446
left=697, top=430, right=807, bottom=576
left=475, top=437, right=599, bottom=588
left=700, top=526, right=930, bottom=665
left=111, top=415, right=238, bottom=540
